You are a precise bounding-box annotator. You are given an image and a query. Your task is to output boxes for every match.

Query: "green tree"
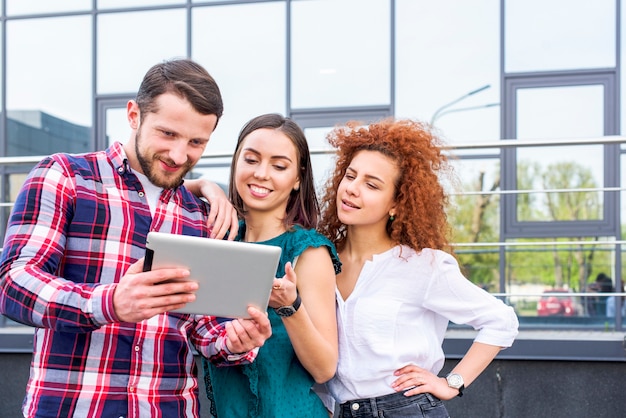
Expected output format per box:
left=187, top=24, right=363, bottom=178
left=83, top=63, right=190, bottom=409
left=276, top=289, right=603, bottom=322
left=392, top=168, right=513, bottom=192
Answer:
left=450, top=159, right=610, bottom=301
left=448, top=166, right=500, bottom=288
left=541, top=161, right=602, bottom=293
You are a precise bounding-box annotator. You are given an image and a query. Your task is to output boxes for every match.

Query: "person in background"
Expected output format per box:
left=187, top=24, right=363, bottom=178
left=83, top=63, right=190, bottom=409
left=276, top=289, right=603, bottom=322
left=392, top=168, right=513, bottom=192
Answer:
left=187, top=113, right=340, bottom=418
left=317, top=118, right=519, bottom=417
left=0, top=58, right=271, bottom=418
left=587, top=272, right=614, bottom=316
left=606, top=283, right=626, bottom=317
left=595, top=272, right=614, bottom=316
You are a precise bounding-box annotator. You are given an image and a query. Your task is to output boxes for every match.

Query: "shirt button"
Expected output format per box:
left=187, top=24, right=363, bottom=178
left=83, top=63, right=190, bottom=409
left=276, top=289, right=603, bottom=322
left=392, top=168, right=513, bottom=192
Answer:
left=117, top=167, right=124, bottom=173
left=351, top=403, right=360, bottom=411
left=138, top=191, right=145, bottom=197
left=134, top=345, right=140, bottom=351
left=129, top=386, right=135, bottom=392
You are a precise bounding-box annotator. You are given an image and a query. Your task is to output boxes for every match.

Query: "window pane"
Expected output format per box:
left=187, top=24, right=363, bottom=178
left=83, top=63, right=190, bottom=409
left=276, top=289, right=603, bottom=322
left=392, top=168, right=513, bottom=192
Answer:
left=0, top=23, right=3, bottom=103
left=106, top=107, right=129, bottom=147
left=98, top=0, right=183, bottom=9
left=621, top=154, right=626, bottom=237
left=97, top=9, right=187, bottom=94
left=6, top=0, right=90, bottom=15
left=516, top=85, right=604, bottom=222
left=616, top=252, right=626, bottom=328
left=192, top=2, right=286, bottom=155
left=303, top=127, right=337, bottom=193
left=291, top=0, right=390, bottom=108
left=622, top=0, right=626, bottom=136
left=7, top=16, right=92, bottom=156
left=448, top=158, right=502, bottom=290
left=506, top=238, right=617, bottom=326
left=396, top=0, right=500, bottom=144
left=517, top=85, right=604, bottom=139
left=449, top=158, right=501, bottom=236
left=505, top=0, right=616, bottom=73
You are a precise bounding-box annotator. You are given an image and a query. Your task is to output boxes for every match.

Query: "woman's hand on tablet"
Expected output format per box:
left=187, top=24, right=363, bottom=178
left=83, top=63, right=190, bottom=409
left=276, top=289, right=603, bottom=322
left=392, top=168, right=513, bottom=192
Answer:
left=224, top=306, right=272, bottom=353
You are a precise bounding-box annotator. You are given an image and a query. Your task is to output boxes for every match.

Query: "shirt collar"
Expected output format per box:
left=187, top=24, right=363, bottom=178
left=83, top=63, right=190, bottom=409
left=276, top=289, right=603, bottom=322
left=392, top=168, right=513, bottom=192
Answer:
left=106, top=141, right=130, bottom=176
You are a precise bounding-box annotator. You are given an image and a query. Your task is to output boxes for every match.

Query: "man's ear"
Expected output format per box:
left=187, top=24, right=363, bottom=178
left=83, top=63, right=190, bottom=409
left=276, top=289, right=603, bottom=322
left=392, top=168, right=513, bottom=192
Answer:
left=127, top=100, right=140, bottom=130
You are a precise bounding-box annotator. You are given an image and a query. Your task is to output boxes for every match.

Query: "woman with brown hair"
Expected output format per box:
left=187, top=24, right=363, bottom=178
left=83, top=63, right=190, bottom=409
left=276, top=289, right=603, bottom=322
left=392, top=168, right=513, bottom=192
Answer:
left=188, top=113, right=340, bottom=417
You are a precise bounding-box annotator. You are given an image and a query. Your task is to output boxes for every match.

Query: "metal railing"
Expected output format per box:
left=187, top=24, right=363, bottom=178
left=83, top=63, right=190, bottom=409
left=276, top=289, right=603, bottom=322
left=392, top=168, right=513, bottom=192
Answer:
left=0, top=135, right=625, bottom=335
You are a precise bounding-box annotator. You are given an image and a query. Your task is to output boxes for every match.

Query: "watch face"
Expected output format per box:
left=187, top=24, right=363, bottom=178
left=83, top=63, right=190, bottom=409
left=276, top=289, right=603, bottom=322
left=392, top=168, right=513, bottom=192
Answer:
left=276, top=306, right=297, bottom=317
left=447, top=373, right=464, bottom=388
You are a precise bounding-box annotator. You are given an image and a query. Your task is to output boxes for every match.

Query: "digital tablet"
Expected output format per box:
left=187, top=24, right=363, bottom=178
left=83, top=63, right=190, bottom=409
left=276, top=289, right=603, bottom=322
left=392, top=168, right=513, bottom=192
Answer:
left=143, top=231, right=282, bottom=318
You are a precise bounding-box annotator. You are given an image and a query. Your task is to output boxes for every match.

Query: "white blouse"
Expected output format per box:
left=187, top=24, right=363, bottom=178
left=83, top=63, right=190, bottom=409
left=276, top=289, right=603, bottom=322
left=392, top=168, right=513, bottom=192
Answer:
left=327, top=245, right=519, bottom=404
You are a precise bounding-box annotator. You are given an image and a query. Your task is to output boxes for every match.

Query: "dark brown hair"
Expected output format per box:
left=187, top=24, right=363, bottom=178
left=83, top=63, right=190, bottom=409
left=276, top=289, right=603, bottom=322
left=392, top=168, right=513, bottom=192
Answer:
left=135, top=58, right=223, bottom=126
left=229, top=113, right=319, bottom=229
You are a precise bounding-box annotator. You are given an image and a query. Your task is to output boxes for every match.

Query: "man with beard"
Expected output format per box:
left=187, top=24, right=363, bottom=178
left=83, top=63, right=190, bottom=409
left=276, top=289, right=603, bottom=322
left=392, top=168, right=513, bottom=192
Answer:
left=0, top=58, right=272, bottom=418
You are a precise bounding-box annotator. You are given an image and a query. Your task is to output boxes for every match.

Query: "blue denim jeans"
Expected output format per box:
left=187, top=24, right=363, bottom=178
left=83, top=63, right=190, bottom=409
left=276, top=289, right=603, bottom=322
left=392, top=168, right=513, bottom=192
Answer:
left=337, top=391, right=449, bottom=418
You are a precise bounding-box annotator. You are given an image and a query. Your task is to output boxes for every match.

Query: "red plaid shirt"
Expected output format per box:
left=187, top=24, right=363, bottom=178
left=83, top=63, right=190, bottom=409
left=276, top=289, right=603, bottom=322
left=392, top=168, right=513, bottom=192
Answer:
left=0, top=142, right=254, bottom=418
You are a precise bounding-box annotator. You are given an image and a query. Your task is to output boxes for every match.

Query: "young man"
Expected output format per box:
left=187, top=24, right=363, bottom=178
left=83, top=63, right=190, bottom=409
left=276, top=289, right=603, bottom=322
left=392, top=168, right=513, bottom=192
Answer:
left=0, top=58, right=271, bottom=418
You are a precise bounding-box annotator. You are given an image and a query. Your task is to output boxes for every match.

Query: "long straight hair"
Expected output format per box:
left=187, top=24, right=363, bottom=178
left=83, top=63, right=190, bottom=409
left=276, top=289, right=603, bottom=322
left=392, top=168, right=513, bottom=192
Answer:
left=228, top=113, right=319, bottom=229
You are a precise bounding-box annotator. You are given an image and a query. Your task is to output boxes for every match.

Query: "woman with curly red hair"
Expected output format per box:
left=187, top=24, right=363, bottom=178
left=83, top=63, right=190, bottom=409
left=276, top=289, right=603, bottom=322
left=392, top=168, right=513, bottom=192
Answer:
left=318, top=118, right=519, bottom=418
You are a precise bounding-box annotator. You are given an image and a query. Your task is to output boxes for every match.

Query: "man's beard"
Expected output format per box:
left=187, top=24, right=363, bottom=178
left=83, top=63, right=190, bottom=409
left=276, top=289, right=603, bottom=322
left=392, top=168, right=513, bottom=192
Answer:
left=135, top=133, right=192, bottom=189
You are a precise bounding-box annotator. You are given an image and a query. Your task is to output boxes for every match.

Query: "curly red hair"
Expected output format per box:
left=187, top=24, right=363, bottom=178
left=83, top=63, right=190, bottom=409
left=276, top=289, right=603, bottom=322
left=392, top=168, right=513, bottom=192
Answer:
left=318, top=118, right=453, bottom=253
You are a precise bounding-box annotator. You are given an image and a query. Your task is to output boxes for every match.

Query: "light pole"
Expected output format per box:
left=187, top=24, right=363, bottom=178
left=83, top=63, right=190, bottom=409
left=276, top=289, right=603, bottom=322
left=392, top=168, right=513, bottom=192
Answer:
left=431, top=102, right=500, bottom=123
left=429, top=84, right=497, bottom=125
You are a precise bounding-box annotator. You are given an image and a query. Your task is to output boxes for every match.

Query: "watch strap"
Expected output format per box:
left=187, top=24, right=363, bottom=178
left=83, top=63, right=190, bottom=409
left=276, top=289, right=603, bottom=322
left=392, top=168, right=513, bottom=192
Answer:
left=291, top=293, right=302, bottom=311
left=275, top=294, right=301, bottom=317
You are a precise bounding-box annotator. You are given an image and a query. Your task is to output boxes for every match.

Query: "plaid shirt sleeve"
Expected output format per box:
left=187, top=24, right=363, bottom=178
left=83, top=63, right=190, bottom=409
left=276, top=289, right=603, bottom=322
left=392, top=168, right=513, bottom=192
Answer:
left=0, top=156, right=117, bottom=331
left=191, top=315, right=258, bottom=366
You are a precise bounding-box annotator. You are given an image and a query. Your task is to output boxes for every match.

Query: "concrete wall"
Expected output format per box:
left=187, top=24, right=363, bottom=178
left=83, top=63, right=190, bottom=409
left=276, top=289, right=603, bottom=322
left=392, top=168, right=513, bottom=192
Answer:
left=442, top=359, right=626, bottom=418
left=0, top=353, right=30, bottom=417
left=1, top=354, right=625, bottom=418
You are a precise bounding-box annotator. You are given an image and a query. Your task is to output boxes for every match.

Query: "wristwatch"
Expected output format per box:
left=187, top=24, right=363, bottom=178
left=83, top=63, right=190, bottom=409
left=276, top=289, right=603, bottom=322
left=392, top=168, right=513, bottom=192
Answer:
left=275, top=294, right=302, bottom=317
left=446, top=372, right=465, bottom=397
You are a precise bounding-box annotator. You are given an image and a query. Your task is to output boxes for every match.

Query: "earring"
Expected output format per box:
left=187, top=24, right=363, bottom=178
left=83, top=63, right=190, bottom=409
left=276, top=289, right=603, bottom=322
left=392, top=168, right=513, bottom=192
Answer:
left=389, top=214, right=395, bottom=221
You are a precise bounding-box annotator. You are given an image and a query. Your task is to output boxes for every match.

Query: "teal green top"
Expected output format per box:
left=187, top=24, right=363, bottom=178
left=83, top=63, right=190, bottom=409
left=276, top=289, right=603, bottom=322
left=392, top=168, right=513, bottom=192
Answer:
left=203, top=224, right=341, bottom=418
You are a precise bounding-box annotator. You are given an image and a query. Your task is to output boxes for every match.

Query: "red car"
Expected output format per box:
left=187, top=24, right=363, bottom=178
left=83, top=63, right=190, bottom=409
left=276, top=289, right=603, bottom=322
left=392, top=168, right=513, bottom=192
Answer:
left=537, top=289, right=581, bottom=316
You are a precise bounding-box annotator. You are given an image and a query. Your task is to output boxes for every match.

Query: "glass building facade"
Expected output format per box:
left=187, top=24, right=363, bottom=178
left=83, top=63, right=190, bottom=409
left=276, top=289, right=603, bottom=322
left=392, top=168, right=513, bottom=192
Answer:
left=0, top=0, right=625, bottom=357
